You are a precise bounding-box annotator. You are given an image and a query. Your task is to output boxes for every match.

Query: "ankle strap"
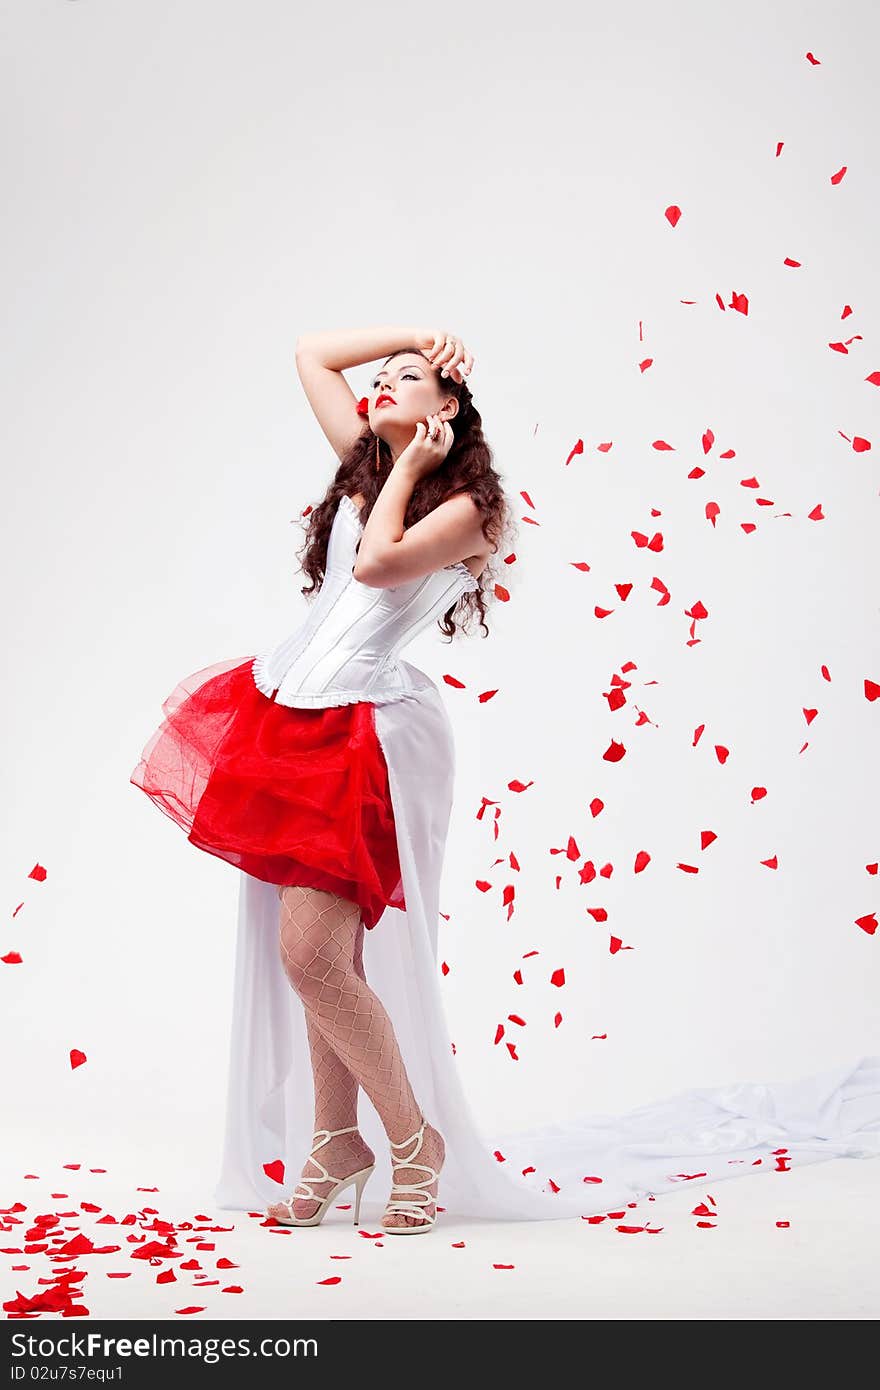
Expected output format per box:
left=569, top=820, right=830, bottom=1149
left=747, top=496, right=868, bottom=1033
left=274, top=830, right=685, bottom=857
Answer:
left=312, top=1125, right=360, bottom=1144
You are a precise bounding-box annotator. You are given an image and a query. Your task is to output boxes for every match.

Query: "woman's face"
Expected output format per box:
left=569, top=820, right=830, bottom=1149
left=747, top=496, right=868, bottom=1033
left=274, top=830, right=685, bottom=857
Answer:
left=368, top=353, right=455, bottom=448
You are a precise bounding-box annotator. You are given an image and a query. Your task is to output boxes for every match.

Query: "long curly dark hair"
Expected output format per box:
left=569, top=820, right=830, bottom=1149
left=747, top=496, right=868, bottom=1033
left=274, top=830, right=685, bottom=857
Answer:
left=295, top=347, right=518, bottom=640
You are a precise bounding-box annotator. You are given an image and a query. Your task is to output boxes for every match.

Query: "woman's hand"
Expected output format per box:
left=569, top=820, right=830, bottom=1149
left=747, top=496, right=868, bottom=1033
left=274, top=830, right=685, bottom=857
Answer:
left=395, top=414, right=455, bottom=481
left=416, top=329, right=474, bottom=383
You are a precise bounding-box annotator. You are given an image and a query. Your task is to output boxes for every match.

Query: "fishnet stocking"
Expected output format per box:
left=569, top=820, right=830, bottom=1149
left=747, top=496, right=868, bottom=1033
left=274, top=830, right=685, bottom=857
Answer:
left=269, top=883, right=444, bottom=1229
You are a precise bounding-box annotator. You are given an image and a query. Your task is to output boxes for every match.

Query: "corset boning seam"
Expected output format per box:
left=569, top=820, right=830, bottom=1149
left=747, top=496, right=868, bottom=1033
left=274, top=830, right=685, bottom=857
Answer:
left=290, top=586, right=389, bottom=691
left=315, top=569, right=440, bottom=691
left=328, top=569, right=468, bottom=694
left=260, top=577, right=349, bottom=688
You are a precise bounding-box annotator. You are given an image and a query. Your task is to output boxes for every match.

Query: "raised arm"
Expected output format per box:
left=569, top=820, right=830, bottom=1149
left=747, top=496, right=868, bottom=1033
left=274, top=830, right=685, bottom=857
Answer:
left=295, top=325, right=433, bottom=463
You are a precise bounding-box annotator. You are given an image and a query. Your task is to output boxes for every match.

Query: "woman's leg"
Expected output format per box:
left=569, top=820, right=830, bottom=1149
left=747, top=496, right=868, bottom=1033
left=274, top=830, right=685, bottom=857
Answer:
left=279, top=913, right=376, bottom=1220
left=271, top=883, right=445, bottom=1229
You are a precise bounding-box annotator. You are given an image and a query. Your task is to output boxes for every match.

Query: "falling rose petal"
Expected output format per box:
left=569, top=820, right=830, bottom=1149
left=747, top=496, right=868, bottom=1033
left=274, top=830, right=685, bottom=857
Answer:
left=69, top=1050, right=87, bottom=1070
left=805, top=51, right=820, bottom=63
left=565, top=439, right=584, bottom=466
left=603, top=740, right=626, bottom=763
left=864, top=680, right=880, bottom=702
left=440, top=961, right=450, bottom=976
left=175, top=1306, right=205, bottom=1315
left=222, top=1285, right=244, bottom=1293
left=665, top=205, right=682, bottom=227
left=651, top=440, right=675, bottom=451
left=597, top=442, right=613, bottom=453
left=638, top=358, right=653, bottom=373
left=855, top=914, right=877, bottom=936
left=2, top=951, right=23, bottom=964
left=864, top=371, right=880, bottom=386
left=730, top=292, right=749, bottom=315
left=760, top=856, right=778, bottom=870
left=865, top=863, right=878, bottom=877
left=508, top=779, right=534, bottom=793
left=554, top=1012, right=562, bottom=1028
left=803, top=708, right=818, bottom=725
left=591, top=1034, right=607, bottom=1041
left=808, top=504, right=824, bottom=520
left=700, top=831, right=717, bottom=850
left=706, top=501, right=720, bottom=526
left=751, top=786, right=767, bottom=803
left=715, top=745, right=729, bottom=764
left=783, top=257, right=802, bottom=267
left=493, top=1263, right=516, bottom=1269
left=477, top=689, right=499, bottom=702
left=29, top=864, right=48, bottom=881
left=506, top=1042, right=519, bottom=1060
left=550, top=968, right=565, bottom=988
left=494, top=1024, right=505, bottom=1044
left=263, top=1160, right=285, bottom=1185
left=571, top=560, right=591, bottom=572
left=634, top=851, right=651, bottom=873
left=852, top=436, right=871, bottom=453
left=442, top=674, right=466, bottom=689
left=702, top=428, right=715, bottom=453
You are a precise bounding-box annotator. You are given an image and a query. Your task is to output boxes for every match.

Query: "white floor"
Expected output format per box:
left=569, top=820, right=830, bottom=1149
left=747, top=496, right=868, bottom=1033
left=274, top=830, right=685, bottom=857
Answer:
left=2, top=1152, right=878, bottom=1321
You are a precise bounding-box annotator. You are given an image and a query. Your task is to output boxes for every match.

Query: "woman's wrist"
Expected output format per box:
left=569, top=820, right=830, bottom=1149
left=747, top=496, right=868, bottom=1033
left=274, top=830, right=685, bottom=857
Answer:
left=294, top=325, right=428, bottom=372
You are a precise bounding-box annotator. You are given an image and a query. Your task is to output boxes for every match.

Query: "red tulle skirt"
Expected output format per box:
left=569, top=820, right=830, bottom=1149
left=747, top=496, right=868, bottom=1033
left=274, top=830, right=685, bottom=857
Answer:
left=129, top=656, right=406, bottom=930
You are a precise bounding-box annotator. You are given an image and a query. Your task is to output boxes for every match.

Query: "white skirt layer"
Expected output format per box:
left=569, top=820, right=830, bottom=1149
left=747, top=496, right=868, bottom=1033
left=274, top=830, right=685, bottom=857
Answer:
left=214, top=663, right=880, bottom=1221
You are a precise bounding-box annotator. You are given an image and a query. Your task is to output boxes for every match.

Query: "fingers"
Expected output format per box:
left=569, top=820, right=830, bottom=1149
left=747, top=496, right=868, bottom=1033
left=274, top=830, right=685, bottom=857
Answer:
left=424, top=335, right=474, bottom=383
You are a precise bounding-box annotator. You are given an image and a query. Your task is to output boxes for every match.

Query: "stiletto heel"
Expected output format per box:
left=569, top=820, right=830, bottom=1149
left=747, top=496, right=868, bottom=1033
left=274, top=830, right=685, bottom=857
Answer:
left=269, top=1124, right=375, bottom=1228
left=352, top=1167, right=371, bottom=1225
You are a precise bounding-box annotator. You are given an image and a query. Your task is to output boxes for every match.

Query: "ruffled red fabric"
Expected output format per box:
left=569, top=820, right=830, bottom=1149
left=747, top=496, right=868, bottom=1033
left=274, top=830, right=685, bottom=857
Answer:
left=130, top=656, right=405, bottom=930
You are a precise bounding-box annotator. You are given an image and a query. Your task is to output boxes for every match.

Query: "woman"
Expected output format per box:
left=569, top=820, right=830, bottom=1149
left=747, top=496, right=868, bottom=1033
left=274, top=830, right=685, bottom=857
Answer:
left=132, top=326, right=880, bottom=1236
left=131, top=324, right=511, bottom=1234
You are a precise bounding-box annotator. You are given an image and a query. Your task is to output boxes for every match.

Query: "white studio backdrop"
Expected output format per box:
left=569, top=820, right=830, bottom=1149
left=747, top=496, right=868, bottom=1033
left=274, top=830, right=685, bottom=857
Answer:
left=1, top=0, right=878, bottom=1189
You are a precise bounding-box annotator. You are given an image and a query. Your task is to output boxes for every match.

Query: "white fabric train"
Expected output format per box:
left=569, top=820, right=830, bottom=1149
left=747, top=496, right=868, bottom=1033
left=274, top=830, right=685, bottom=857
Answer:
left=215, top=498, right=880, bottom=1220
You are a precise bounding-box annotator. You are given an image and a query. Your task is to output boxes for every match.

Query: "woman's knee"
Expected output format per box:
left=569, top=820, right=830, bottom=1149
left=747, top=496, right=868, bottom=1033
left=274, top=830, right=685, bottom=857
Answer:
left=277, top=884, right=358, bottom=997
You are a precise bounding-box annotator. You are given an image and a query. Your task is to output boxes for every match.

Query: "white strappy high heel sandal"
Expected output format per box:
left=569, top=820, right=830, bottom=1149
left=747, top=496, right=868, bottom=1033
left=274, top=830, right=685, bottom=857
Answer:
left=270, top=1125, right=375, bottom=1227
left=382, top=1117, right=441, bottom=1235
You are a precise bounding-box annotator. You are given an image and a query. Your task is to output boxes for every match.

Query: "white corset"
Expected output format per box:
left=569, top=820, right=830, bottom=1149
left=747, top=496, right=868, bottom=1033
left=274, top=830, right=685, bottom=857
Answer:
left=251, top=494, right=479, bottom=708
